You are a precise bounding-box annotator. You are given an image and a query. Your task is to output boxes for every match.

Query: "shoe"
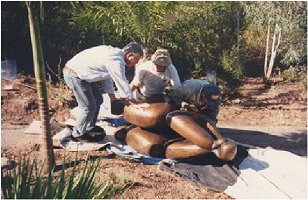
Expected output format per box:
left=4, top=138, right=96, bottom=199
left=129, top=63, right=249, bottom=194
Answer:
left=70, top=134, right=96, bottom=142
left=85, top=126, right=106, bottom=141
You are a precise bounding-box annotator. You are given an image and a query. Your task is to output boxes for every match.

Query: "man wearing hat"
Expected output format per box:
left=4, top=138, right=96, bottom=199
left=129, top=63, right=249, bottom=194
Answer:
left=130, top=49, right=181, bottom=102
left=63, top=42, right=143, bottom=142
left=170, top=79, right=221, bottom=123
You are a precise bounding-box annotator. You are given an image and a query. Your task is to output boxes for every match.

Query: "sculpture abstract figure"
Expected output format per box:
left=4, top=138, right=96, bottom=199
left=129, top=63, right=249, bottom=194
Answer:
left=126, top=126, right=169, bottom=158
left=124, top=103, right=173, bottom=128
left=121, top=102, right=237, bottom=161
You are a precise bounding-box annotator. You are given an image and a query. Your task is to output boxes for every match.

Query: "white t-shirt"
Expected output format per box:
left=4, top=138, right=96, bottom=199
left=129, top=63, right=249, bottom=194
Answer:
left=66, top=45, right=132, bottom=99
left=131, top=61, right=181, bottom=97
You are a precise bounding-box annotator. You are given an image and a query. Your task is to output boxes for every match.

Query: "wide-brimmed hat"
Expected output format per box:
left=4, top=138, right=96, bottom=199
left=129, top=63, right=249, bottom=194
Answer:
left=151, top=49, right=172, bottom=67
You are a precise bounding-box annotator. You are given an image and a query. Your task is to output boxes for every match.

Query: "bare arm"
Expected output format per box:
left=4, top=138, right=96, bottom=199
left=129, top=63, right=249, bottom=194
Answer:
left=131, top=84, right=138, bottom=92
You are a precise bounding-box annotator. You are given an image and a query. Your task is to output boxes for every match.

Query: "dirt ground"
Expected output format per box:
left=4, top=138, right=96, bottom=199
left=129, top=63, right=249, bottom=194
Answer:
left=1, top=75, right=307, bottom=199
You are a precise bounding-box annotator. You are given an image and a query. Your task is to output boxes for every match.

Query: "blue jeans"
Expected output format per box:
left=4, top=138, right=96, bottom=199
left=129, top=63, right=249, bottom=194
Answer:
left=63, top=70, right=103, bottom=137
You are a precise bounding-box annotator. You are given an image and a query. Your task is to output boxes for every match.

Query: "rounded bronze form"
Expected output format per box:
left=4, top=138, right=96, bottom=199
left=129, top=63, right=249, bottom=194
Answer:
left=195, top=114, right=224, bottom=140
left=114, top=124, right=136, bottom=140
left=111, top=99, right=129, bottom=115
left=126, top=127, right=169, bottom=157
left=165, top=139, right=210, bottom=159
left=216, top=138, right=237, bottom=161
left=166, top=111, right=214, bottom=150
left=124, top=103, right=173, bottom=128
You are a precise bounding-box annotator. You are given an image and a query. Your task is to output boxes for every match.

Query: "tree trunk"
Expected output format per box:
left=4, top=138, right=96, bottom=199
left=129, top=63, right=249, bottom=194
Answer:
left=263, top=19, right=271, bottom=78
left=266, top=23, right=282, bottom=79
left=236, top=10, right=240, bottom=65
left=26, top=2, right=55, bottom=172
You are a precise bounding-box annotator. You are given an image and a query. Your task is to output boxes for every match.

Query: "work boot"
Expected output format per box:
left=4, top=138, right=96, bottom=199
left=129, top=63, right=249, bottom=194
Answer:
left=70, top=134, right=97, bottom=142
left=85, top=126, right=106, bottom=141
left=68, top=125, right=105, bottom=142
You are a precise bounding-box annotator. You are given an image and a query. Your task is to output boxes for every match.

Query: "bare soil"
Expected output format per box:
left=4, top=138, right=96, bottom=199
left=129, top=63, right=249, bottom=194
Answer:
left=1, top=75, right=307, bottom=199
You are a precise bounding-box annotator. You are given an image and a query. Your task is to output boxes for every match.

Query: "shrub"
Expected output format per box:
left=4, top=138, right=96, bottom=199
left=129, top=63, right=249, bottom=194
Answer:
left=281, top=65, right=307, bottom=92
left=281, top=65, right=307, bottom=83
left=1, top=157, right=128, bottom=199
left=220, top=46, right=244, bottom=82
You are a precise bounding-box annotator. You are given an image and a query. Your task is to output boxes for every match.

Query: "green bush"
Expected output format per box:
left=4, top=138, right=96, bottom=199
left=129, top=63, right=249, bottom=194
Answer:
left=281, top=65, right=307, bottom=83
left=281, top=66, right=307, bottom=92
left=1, top=157, right=128, bottom=199
left=220, top=46, right=244, bottom=82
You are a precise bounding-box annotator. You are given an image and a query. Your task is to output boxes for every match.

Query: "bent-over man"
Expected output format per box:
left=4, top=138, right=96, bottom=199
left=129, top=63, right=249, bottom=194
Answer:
left=63, top=42, right=143, bottom=142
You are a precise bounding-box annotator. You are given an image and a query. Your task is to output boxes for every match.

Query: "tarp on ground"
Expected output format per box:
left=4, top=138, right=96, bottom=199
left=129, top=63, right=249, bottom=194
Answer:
left=52, top=118, right=307, bottom=199
left=159, top=147, right=307, bottom=199
left=51, top=102, right=307, bottom=199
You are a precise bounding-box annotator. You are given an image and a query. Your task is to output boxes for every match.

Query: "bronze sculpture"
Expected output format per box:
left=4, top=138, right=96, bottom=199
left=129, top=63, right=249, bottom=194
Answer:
left=116, top=101, right=237, bottom=161
left=123, top=103, right=173, bottom=128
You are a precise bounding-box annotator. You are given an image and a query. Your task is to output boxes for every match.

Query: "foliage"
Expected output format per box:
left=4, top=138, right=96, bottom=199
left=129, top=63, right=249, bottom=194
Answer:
left=1, top=1, right=306, bottom=89
left=1, top=157, right=128, bottom=199
left=70, top=2, right=176, bottom=48
left=40, top=2, right=103, bottom=74
left=281, top=65, right=307, bottom=83
left=1, top=2, right=32, bottom=71
left=281, top=65, right=307, bottom=92
left=219, top=45, right=244, bottom=82
left=243, top=1, right=307, bottom=74
left=278, top=2, right=307, bottom=66
left=163, top=2, right=244, bottom=80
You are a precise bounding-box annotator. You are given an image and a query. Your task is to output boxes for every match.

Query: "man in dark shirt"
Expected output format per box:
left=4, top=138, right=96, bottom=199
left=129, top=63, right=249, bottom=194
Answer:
left=170, top=79, right=221, bottom=123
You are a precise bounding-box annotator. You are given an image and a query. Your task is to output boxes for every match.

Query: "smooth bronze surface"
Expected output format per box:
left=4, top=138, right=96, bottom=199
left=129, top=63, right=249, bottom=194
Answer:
left=165, top=139, right=210, bottom=159
left=166, top=111, right=214, bottom=150
left=195, top=114, right=223, bottom=140
left=124, top=103, right=173, bottom=128
left=126, top=127, right=169, bottom=157
left=216, top=138, right=237, bottom=161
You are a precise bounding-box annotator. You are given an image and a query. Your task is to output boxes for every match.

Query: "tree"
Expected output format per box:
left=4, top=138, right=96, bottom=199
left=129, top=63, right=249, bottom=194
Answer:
left=163, top=2, right=243, bottom=79
left=26, top=1, right=55, bottom=171
left=264, top=20, right=281, bottom=79
left=70, top=1, right=176, bottom=49
left=244, top=1, right=307, bottom=79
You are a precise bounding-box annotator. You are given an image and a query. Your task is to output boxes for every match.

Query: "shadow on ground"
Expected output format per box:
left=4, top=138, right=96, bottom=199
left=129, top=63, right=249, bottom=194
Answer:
left=219, top=127, right=307, bottom=157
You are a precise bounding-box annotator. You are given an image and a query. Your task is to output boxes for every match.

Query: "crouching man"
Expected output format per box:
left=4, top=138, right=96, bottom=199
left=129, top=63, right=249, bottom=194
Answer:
left=130, top=49, right=181, bottom=103
left=170, top=79, right=221, bottom=123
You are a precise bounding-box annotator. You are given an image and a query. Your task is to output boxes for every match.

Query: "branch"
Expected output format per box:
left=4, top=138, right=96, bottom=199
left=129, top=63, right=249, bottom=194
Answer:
left=274, top=25, right=282, bottom=51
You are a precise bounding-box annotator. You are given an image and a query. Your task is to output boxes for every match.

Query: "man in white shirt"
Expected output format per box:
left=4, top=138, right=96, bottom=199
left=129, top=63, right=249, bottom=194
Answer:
left=63, top=42, right=143, bottom=142
left=130, top=49, right=181, bottom=102
left=125, top=48, right=151, bottom=83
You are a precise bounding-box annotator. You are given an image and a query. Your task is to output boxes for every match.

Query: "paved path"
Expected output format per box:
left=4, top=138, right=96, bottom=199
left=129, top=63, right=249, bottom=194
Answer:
left=218, top=125, right=307, bottom=156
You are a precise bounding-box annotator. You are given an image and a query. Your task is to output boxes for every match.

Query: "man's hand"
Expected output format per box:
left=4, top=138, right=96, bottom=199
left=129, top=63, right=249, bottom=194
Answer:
left=180, top=102, right=198, bottom=112
left=189, top=105, right=199, bottom=112
left=131, top=84, right=138, bottom=92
